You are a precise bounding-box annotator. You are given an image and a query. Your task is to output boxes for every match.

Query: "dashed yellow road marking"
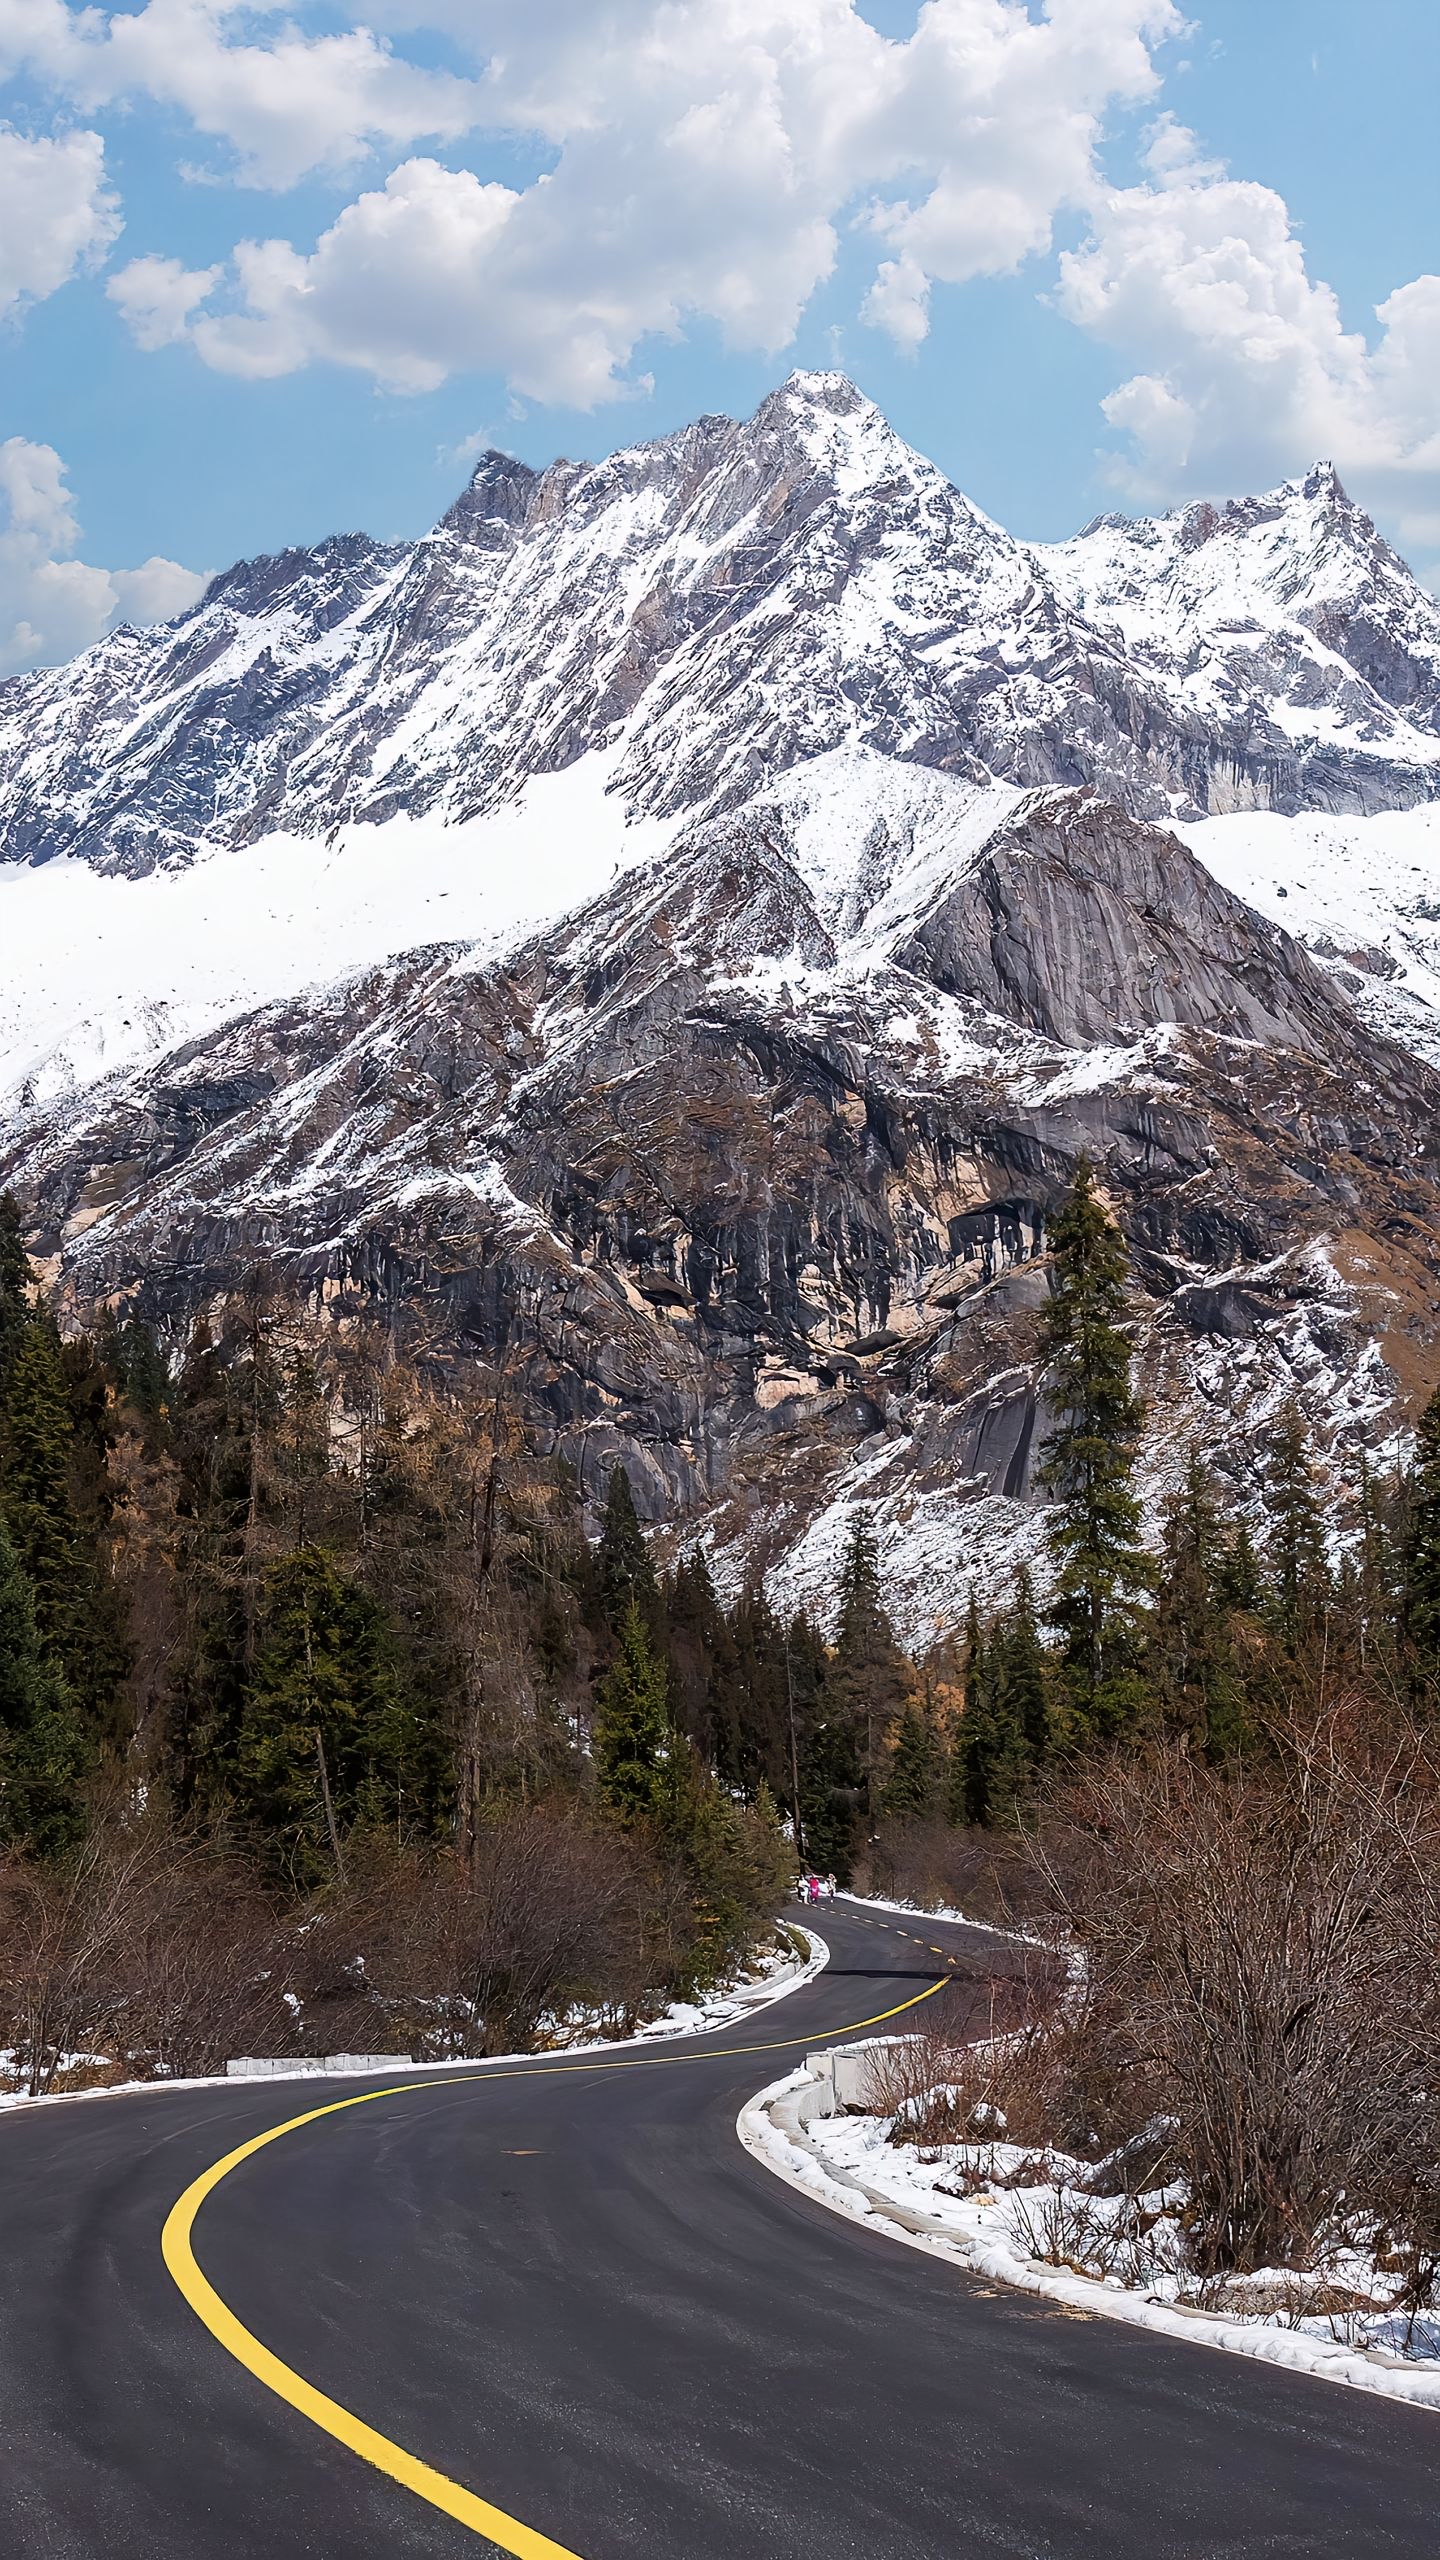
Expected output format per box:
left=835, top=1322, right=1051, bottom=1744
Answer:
left=163, top=1969, right=950, bottom=2554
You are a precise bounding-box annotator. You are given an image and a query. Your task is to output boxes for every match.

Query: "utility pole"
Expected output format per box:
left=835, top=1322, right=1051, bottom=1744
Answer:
left=785, top=1638, right=806, bottom=1865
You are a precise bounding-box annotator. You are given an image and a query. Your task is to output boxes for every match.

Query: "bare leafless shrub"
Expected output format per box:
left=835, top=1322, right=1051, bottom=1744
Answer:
left=856, top=1819, right=1048, bottom=1927
left=293, top=1805, right=649, bottom=2059
left=1038, top=1698, right=1440, bottom=2279
left=0, top=1818, right=296, bottom=2091
left=121, top=1843, right=292, bottom=2077
left=860, top=1945, right=1153, bottom=2170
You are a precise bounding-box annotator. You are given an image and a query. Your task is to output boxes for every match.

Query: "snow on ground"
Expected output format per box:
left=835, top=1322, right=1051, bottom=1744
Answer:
left=0, top=752, right=676, bottom=1113
left=755, top=747, right=1018, bottom=938
left=0, top=1925, right=828, bottom=2117
left=740, top=2043, right=1440, bottom=2411
left=1179, top=803, right=1440, bottom=1067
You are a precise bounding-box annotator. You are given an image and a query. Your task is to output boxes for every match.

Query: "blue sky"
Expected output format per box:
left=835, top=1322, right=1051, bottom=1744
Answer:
left=2, top=1, right=1437, bottom=671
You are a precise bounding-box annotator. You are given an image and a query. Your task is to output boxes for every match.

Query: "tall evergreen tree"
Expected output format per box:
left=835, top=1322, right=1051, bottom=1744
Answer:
left=948, top=1593, right=986, bottom=1827
left=0, top=1518, right=88, bottom=1856
left=797, top=1709, right=862, bottom=1881
left=667, top=1548, right=744, bottom=1782
left=1001, top=1568, right=1051, bottom=1766
left=955, top=1599, right=1028, bottom=1827
left=1353, top=1449, right=1403, bottom=1663
left=592, top=1598, right=670, bottom=1821
left=881, top=1696, right=945, bottom=1821
left=1263, top=1405, right=1331, bottom=1654
left=597, top=1465, right=662, bottom=1642
left=1037, top=1158, right=1154, bottom=1738
left=1149, top=1454, right=1247, bottom=1755
left=2, top=1318, right=83, bottom=1657
left=0, top=1194, right=33, bottom=1388
left=1216, top=1519, right=1265, bottom=1616
left=109, top=1309, right=172, bottom=1436
left=829, top=1511, right=908, bottom=1837
left=728, top=1588, right=792, bottom=1804
left=238, top=1544, right=409, bottom=1882
left=782, top=1610, right=833, bottom=1863
left=1404, top=1383, right=1440, bottom=1691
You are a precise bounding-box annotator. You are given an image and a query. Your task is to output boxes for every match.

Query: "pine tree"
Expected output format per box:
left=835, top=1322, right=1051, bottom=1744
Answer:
left=102, top=1307, right=172, bottom=1443
left=2, top=1317, right=83, bottom=1656
left=238, top=1544, right=406, bottom=1881
left=728, top=1588, right=792, bottom=1804
left=1001, top=1568, right=1051, bottom=1765
left=1036, top=1158, right=1154, bottom=1738
left=657, top=1746, right=789, bottom=1993
left=592, top=1598, right=670, bottom=1821
left=1216, top=1519, right=1265, bottom=1616
left=797, top=1711, right=861, bottom=1881
left=597, top=1465, right=662, bottom=1641
left=948, top=1593, right=985, bottom=1825
left=955, top=1598, right=1028, bottom=1828
left=0, top=1518, right=88, bottom=1857
left=668, top=1548, right=743, bottom=1782
left=1352, top=1449, right=1405, bottom=1665
left=829, top=1511, right=908, bottom=1837
left=0, top=1194, right=33, bottom=1388
left=1404, top=1383, right=1440, bottom=1691
left=881, top=1697, right=945, bottom=1821
left=1263, top=1405, right=1331, bottom=1654
left=1149, top=1454, right=1247, bottom=1755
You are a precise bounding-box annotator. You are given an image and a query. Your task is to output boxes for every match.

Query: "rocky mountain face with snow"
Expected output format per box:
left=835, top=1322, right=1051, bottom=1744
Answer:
left=5, top=376, right=1440, bottom=884
left=4, top=373, right=1440, bottom=1633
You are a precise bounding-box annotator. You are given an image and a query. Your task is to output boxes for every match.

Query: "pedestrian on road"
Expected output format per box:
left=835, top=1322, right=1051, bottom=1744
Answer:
left=825, top=1873, right=836, bottom=1901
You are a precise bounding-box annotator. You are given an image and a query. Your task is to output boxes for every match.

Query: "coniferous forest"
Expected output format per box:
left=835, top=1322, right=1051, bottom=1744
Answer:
left=4, top=1160, right=1440, bottom=2167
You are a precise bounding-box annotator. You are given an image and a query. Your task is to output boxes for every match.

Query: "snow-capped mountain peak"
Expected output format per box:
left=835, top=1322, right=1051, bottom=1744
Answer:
left=1046, top=463, right=1440, bottom=750
left=2, top=376, right=1439, bottom=906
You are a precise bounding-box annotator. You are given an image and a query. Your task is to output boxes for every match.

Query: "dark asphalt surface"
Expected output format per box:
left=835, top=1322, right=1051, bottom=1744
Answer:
left=2, top=1899, right=1437, bottom=2559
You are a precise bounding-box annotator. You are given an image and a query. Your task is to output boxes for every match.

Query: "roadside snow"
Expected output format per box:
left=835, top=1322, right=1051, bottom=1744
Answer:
left=0, top=1925, right=829, bottom=2121
left=739, top=2040, right=1440, bottom=2411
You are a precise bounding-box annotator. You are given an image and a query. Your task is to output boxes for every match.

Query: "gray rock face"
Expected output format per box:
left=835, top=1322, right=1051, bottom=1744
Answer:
left=894, top=793, right=1348, bottom=1050
left=3, top=377, right=1438, bottom=884
left=9, top=789, right=1438, bottom=1633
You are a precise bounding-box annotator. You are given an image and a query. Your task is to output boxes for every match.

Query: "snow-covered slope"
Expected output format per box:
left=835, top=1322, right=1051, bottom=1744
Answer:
left=1045, top=466, right=1440, bottom=795
left=6, top=373, right=1440, bottom=1621
left=1177, top=805, right=1440, bottom=1068
left=0, top=756, right=672, bottom=1111
left=4, top=376, right=1438, bottom=899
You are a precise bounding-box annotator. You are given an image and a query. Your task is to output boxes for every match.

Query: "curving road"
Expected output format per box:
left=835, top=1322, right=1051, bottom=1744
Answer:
left=3, top=1900, right=1437, bottom=2559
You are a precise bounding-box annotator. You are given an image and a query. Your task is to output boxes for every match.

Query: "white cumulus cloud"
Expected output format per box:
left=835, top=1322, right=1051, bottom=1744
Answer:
left=0, top=0, right=480, bottom=188
left=0, top=438, right=208, bottom=674
left=105, top=0, right=1185, bottom=405
left=0, top=124, right=119, bottom=315
left=1056, top=117, right=1440, bottom=553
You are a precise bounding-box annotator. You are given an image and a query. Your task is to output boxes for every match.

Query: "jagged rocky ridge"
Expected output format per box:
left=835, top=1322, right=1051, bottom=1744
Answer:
left=10, top=781, right=1440, bottom=1637
left=4, top=375, right=1440, bottom=886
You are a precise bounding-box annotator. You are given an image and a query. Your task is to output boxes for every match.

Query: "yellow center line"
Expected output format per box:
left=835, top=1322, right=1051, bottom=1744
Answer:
left=163, top=1969, right=950, bottom=2556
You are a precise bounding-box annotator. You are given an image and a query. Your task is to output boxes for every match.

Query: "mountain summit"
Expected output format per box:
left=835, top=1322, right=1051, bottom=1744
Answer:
left=4, top=375, right=1440, bottom=1630
left=2, top=373, right=1438, bottom=885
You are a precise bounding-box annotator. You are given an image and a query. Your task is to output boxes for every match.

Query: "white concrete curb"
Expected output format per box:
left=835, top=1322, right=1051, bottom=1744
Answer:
left=737, top=2047, right=1440, bottom=2414
left=1, top=1922, right=831, bottom=2125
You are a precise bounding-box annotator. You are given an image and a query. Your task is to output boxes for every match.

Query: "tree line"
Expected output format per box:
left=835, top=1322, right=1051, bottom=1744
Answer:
left=4, top=1155, right=1440, bottom=2083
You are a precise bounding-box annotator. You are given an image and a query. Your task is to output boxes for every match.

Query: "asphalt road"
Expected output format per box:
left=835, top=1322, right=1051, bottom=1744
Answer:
left=2, top=1899, right=1437, bottom=2559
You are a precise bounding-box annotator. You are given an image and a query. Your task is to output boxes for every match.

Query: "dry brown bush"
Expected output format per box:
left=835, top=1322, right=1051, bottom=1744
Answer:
left=1039, top=1697, right=1440, bottom=2277
left=0, top=1820, right=289, bottom=2092
left=855, top=1818, right=1047, bottom=1927
left=289, top=1806, right=652, bottom=2059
